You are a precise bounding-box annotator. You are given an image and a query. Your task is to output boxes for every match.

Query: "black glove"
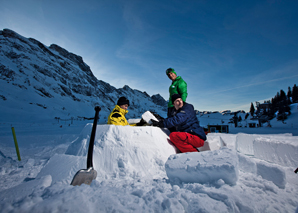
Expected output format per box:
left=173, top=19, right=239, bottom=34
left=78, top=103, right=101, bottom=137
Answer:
left=149, top=111, right=164, bottom=121
left=136, top=118, right=147, bottom=126
left=150, top=119, right=164, bottom=128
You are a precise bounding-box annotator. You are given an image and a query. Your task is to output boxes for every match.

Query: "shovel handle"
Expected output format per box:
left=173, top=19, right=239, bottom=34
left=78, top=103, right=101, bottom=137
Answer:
left=87, top=106, right=101, bottom=168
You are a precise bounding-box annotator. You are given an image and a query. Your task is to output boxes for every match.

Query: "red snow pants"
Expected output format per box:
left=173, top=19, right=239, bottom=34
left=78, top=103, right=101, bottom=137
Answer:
left=169, top=132, right=205, bottom=153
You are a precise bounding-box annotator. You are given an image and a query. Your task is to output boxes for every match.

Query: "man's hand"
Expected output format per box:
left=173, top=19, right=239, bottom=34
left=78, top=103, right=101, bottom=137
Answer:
left=149, top=111, right=164, bottom=121
left=150, top=119, right=164, bottom=128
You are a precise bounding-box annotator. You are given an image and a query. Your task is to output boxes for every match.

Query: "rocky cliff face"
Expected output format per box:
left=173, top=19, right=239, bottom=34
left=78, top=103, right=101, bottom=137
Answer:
left=0, top=29, right=167, bottom=123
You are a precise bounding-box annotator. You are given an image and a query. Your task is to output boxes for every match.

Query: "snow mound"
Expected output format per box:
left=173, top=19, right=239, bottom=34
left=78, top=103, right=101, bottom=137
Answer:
left=0, top=175, right=52, bottom=202
left=65, top=124, right=176, bottom=180
left=165, top=147, right=239, bottom=185
left=36, top=154, right=86, bottom=184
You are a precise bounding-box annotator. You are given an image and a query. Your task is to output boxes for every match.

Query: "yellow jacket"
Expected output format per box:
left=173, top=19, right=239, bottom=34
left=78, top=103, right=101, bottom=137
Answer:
left=107, top=105, right=136, bottom=126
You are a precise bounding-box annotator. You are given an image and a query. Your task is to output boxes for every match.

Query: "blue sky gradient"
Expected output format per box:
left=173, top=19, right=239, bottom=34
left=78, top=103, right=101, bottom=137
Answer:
left=1, top=0, right=298, bottom=112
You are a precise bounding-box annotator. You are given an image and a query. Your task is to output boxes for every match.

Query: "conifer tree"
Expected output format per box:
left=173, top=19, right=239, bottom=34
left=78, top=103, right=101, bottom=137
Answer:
left=287, top=86, right=292, bottom=104
left=293, top=84, right=298, bottom=103
left=280, top=90, right=286, bottom=101
left=276, top=92, right=280, bottom=103
left=287, top=86, right=292, bottom=98
left=250, top=102, right=255, bottom=116
left=245, top=113, right=249, bottom=120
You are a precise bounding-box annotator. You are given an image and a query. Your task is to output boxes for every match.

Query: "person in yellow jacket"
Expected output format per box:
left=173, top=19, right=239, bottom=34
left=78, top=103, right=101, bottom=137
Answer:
left=107, top=96, right=146, bottom=126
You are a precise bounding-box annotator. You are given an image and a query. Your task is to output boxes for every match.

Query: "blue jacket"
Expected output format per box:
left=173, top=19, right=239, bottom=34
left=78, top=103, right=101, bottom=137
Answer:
left=163, top=102, right=206, bottom=141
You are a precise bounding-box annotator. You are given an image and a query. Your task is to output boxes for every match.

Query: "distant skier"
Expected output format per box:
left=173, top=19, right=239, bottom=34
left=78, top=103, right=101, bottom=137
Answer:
left=107, top=96, right=146, bottom=126
left=151, top=94, right=206, bottom=153
left=166, top=68, right=188, bottom=118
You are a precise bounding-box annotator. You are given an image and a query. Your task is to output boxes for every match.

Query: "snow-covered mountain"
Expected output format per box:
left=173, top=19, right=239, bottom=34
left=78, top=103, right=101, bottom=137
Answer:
left=0, top=29, right=167, bottom=124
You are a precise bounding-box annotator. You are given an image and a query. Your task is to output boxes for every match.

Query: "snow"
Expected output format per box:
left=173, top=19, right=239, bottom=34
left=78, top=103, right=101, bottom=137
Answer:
left=65, top=125, right=176, bottom=180
left=0, top=29, right=168, bottom=126
left=235, top=133, right=293, bottom=155
left=1, top=113, right=298, bottom=212
left=142, top=111, right=159, bottom=124
left=1, top=29, right=298, bottom=212
left=253, top=136, right=298, bottom=167
left=166, top=148, right=239, bottom=185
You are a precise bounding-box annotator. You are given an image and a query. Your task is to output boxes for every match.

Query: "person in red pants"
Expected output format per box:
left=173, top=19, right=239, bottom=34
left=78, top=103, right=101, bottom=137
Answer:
left=151, top=94, right=206, bottom=153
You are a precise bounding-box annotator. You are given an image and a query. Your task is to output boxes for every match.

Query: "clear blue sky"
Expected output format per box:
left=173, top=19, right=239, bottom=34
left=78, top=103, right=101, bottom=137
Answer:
left=1, top=0, right=298, bottom=112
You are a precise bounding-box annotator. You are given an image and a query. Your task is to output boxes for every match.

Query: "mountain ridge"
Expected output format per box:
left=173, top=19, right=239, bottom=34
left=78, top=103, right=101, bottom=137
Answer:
left=0, top=28, right=167, bottom=123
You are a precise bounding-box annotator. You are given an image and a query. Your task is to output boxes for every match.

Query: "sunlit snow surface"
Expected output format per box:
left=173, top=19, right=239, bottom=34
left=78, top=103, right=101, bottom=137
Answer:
left=0, top=104, right=298, bottom=212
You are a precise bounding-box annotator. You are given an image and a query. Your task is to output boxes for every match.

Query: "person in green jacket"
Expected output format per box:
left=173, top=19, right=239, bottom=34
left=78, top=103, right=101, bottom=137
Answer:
left=166, top=68, right=188, bottom=117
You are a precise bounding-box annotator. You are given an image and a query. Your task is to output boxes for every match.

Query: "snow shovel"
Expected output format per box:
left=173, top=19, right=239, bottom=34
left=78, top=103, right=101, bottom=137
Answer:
left=70, top=106, right=101, bottom=186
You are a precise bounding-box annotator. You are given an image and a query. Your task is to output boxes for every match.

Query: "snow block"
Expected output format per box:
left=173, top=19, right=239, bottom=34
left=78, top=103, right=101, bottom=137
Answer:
left=236, top=133, right=293, bottom=156
left=207, top=133, right=237, bottom=150
left=237, top=153, right=257, bottom=174
left=253, top=137, right=298, bottom=167
left=165, top=147, right=239, bottom=185
left=236, top=133, right=256, bottom=155
left=202, top=135, right=226, bottom=151
left=256, top=159, right=286, bottom=189
left=142, top=111, right=158, bottom=124
left=237, top=153, right=286, bottom=189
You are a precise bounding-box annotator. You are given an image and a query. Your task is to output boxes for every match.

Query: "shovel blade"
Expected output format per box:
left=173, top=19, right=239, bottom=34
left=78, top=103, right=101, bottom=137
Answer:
left=70, top=167, right=97, bottom=186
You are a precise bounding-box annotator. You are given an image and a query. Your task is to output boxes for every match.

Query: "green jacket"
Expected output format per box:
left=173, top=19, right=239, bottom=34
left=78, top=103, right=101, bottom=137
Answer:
left=168, top=76, right=188, bottom=108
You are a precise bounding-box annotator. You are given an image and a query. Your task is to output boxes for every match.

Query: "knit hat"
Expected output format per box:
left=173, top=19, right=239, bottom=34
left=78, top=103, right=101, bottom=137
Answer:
left=166, top=68, right=177, bottom=76
left=171, top=93, right=181, bottom=103
left=117, top=96, right=130, bottom=106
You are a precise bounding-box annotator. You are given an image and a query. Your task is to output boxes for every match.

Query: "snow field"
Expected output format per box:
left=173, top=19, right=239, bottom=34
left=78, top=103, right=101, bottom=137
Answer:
left=0, top=124, right=298, bottom=212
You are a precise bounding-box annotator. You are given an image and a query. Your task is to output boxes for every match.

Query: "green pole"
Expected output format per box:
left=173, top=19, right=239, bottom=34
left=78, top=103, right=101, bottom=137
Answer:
left=11, top=127, right=21, bottom=161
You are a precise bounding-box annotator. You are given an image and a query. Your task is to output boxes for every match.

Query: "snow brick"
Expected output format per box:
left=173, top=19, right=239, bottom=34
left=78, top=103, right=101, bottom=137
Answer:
left=165, top=147, right=239, bottom=185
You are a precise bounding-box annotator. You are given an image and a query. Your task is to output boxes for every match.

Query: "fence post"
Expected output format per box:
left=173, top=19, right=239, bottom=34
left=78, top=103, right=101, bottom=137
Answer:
left=11, top=127, right=21, bottom=161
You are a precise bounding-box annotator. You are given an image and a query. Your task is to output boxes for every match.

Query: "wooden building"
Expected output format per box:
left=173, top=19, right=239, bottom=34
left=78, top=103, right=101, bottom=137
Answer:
left=207, top=124, right=229, bottom=133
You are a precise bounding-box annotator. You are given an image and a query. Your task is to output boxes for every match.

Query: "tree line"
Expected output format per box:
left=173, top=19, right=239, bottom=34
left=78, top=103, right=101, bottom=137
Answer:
left=249, top=84, right=298, bottom=121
